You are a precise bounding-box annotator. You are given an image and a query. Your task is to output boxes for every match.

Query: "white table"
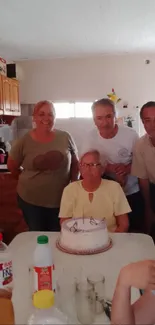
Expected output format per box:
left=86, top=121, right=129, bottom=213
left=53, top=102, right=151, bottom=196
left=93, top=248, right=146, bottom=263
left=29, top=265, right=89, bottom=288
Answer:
left=10, top=232, right=155, bottom=324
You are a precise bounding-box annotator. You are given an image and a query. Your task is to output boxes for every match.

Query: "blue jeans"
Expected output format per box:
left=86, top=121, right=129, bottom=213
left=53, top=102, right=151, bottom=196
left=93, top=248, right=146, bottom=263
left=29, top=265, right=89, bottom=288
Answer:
left=17, top=195, right=60, bottom=232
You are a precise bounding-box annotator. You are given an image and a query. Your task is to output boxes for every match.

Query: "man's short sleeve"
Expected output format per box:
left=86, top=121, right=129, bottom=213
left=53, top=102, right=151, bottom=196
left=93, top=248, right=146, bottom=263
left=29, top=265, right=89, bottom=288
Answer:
left=131, top=142, right=148, bottom=179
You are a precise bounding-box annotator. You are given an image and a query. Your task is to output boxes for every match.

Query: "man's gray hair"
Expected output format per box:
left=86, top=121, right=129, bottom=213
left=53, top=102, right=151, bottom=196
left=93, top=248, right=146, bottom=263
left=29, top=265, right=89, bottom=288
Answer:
left=91, top=98, right=116, bottom=115
left=80, top=150, right=107, bottom=166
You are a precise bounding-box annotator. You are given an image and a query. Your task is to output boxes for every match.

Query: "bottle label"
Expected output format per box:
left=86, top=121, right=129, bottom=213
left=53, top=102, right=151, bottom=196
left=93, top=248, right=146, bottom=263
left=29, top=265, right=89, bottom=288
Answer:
left=33, top=264, right=55, bottom=292
left=0, top=260, right=13, bottom=288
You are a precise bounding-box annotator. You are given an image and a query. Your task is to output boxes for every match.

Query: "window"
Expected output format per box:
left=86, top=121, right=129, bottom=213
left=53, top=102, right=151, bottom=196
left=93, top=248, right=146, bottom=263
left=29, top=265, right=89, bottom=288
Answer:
left=54, top=103, right=74, bottom=118
left=54, top=102, right=93, bottom=118
left=74, top=102, right=93, bottom=118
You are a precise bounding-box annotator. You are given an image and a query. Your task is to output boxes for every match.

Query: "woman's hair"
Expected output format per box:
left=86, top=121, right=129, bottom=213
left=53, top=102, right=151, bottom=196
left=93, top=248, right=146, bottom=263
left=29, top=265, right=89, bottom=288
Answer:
left=33, top=100, right=56, bottom=117
left=80, top=150, right=107, bottom=166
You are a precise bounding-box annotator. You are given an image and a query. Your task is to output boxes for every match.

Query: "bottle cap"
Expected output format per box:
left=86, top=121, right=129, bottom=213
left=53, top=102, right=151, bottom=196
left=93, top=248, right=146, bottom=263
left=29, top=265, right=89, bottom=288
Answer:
left=37, top=235, right=48, bottom=244
left=0, top=233, right=3, bottom=241
left=33, top=290, right=54, bottom=309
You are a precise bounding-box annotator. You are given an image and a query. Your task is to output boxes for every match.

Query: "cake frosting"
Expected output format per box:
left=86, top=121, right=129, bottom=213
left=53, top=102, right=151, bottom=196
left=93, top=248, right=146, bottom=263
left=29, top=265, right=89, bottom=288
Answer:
left=59, top=217, right=110, bottom=252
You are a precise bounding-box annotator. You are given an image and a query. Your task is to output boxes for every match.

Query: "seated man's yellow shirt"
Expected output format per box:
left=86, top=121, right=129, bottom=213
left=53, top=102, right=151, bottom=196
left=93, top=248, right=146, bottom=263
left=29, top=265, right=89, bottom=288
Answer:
left=59, top=179, right=131, bottom=231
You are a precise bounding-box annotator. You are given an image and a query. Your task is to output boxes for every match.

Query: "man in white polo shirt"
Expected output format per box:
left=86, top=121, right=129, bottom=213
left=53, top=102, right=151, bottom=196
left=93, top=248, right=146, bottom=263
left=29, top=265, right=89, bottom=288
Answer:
left=132, top=101, right=155, bottom=234
left=82, top=98, right=144, bottom=232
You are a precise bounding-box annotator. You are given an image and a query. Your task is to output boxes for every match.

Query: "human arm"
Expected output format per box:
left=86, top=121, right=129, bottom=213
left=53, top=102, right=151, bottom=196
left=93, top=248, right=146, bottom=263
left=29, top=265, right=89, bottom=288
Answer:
left=113, top=182, right=131, bottom=232
left=7, top=156, right=22, bottom=179
left=106, top=163, right=131, bottom=176
left=68, top=133, right=79, bottom=181
left=111, top=278, right=135, bottom=325
left=105, top=163, right=131, bottom=187
left=106, top=130, right=139, bottom=180
left=111, top=260, right=155, bottom=325
left=7, top=138, right=24, bottom=179
left=59, top=183, right=76, bottom=220
left=70, top=153, right=79, bottom=182
left=111, top=279, right=154, bottom=325
left=115, top=214, right=129, bottom=232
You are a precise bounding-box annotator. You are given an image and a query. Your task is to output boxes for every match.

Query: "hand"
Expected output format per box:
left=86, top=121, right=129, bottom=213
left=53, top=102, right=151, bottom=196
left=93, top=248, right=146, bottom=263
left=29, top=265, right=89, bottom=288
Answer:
left=106, top=163, right=128, bottom=176
left=114, top=164, right=127, bottom=176
left=118, top=260, right=155, bottom=290
left=115, top=174, right=127, bottom=187
left=105, top=163, right=117, bottom=174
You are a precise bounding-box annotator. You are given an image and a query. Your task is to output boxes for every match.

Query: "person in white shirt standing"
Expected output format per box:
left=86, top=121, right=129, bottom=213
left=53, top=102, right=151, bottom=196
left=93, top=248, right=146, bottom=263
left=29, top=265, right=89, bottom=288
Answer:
left=82, top=98, right=144, bottom=232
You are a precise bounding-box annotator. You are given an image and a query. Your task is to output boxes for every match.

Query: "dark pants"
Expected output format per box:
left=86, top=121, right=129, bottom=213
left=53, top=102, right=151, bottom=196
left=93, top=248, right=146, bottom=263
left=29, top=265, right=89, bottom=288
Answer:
left=17, top=195, right=60, bottom=232
left=148, top=183, right=155, bottom=240
left=150, top=183, right=155, bottom=213
left=126, top=191, right=145, bottom=233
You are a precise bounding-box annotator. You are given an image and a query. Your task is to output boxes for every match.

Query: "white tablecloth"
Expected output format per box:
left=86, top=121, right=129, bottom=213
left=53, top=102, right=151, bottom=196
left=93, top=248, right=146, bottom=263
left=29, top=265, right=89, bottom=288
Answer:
left=10, top=232, right=155, bottom=324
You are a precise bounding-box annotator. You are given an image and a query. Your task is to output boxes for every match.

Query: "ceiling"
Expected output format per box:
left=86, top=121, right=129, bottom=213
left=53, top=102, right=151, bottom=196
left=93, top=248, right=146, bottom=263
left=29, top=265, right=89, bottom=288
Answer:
left=1, top=0, right=155, bottom=61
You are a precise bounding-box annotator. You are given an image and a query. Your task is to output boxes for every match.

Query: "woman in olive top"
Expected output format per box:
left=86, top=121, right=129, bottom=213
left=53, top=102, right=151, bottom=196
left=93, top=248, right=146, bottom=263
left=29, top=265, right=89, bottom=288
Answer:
left=7, top=100, right=79, bottom=231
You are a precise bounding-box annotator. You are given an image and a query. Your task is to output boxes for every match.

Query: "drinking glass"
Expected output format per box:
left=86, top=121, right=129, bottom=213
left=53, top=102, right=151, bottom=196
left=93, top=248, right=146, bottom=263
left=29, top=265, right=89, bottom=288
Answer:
left=75, top=281, right=96, bottom=325
left=55, top=270, right=76, bottom=320
left=87, top=273, right=105, bottom=314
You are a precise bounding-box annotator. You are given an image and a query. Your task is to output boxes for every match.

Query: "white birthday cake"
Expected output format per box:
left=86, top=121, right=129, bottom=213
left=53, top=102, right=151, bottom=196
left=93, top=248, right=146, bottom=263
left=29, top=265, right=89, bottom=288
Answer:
left=59, top=217, right=110, bottom=252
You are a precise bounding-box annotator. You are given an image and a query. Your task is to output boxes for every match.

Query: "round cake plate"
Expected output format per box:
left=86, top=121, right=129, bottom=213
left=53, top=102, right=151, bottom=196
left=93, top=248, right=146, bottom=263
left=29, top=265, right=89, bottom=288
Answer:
left=56, top=238, right=113, bottom=255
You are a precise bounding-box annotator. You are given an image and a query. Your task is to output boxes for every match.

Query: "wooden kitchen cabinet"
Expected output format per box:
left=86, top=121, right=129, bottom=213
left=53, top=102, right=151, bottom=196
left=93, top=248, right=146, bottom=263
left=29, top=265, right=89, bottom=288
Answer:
left=10, top=79, right=21, bottom=115
left=2, top=75, right=12, bottom=114
left=0, top=75, right=21, bottom=116
left=0, top=75, right=3, bottom=115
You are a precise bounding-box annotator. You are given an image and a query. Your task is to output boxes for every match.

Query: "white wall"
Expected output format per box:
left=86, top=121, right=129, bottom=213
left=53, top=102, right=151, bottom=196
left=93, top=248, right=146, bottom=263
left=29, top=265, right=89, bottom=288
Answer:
left=11, top=115, right=94, bottom=156
left=18, top=54, right=155, bottom=104
left=55, top=118, right=94, bottom=156
left=18, top=54, right=155, bottom=135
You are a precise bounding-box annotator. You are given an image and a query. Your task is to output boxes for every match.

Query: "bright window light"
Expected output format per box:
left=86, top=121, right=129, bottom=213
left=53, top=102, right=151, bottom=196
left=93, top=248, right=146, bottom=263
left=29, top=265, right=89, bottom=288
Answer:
left=74, top=102, right=93, bottom=118
left=54, top=103, right=74, bottom=118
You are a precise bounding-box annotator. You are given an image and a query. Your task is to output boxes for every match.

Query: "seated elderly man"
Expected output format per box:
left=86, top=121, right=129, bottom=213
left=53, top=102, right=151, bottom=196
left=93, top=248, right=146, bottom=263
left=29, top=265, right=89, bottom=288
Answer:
left=59, top=150, right=130, bottom=232
left=111, top=260, right=155, bottom=325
